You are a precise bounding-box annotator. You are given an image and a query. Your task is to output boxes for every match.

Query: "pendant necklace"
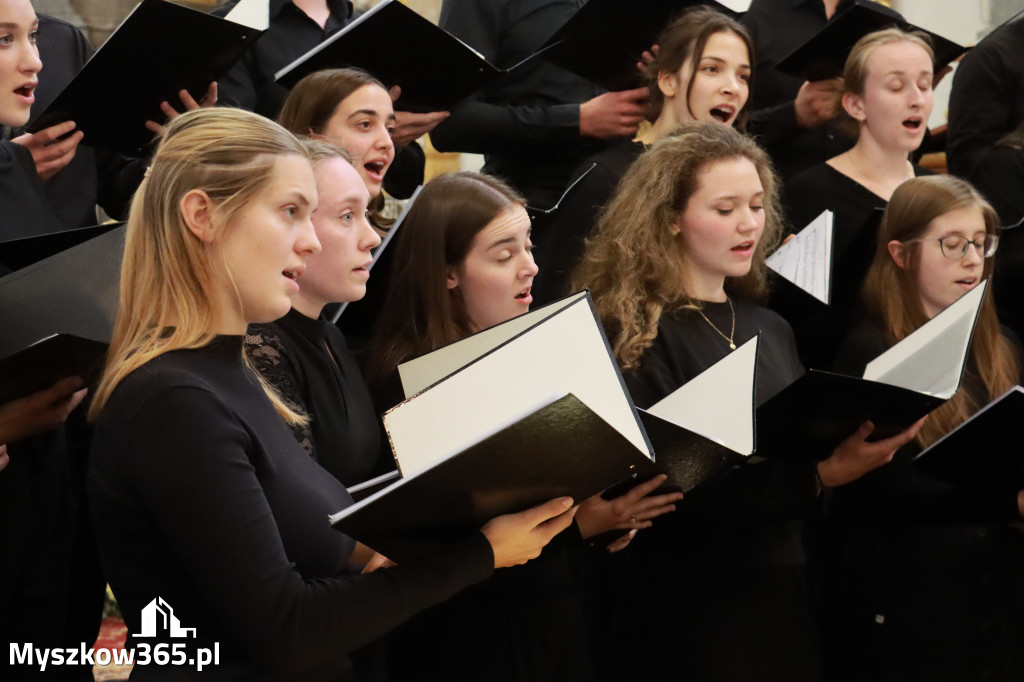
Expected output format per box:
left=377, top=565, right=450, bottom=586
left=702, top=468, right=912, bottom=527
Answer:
left=697, top=297, right=737, bottom=350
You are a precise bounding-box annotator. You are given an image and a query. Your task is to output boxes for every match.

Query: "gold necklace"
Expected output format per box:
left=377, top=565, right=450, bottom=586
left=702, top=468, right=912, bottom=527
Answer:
left=696, top=298, right=736, bottom=350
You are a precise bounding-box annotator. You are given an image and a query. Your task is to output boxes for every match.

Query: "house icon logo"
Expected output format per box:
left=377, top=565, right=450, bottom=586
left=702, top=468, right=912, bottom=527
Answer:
left=132, top=597, right=197, bottom=639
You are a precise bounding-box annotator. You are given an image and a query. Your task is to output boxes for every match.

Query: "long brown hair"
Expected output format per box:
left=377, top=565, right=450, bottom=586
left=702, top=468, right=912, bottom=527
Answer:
left=89, top=108, right=312, bottom=422
left=278, top=67, right=394, bottom=228
left=863, top=175, right=1019, bottom=447
left=572, top=121, right=782, bottom=369
left=363, top=172, right=525, bottom=388
left=644, top=6, right=753, bottom=126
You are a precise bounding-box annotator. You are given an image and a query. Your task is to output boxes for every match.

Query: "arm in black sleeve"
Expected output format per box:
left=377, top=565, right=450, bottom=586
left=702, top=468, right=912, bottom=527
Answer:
left=947, top=42, right=1015, bottom=180
left=430, top=0, right=582, bottom=155
left=94, top=150, right=147, bottom=221
left=125, top=386, right=493, bottom=675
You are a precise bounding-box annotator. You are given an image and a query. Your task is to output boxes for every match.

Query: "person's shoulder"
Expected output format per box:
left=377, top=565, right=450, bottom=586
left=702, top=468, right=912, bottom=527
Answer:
left=38, top=13, right=85, bottom=37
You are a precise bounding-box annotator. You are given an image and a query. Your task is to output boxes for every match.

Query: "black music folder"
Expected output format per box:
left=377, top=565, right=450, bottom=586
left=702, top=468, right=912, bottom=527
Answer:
left=539, top=0, right=746, bottom=92
left=275, top=0, right=535, bottom=112
left=617, top=335, right=759, bottom=495
left=0, top=222, right=123, bottom=273
left=912, top=386, right=1024, bottom=493
left=28, top=0, right=264, bottom=155
left=757, top=279, right=988, bottom=458
left=329, top=291, right=654, bottom=559
left=331, top=393, right=647, bottom=561
left=0, top=225, right=124, bottom=403
left=775, top=0, right=965, bottom=82
left=332, top=186, right=421, bottom=338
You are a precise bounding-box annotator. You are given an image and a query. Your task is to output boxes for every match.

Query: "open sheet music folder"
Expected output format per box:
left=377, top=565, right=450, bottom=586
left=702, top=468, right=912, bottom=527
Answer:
left=606, top=335, right=759, bottom=498
left=328, top=291, right=652, bottom=559
left=775, top=0, right=965, bottom=82
left=27, top=0, right=263, bottom=155
left=538, top=0, right=743, bottom=92
left=912, top=386, right=1024, bottom=493
left=276, top=0, right=540, bottom=112
left=0, top=225, right=124, bottom=403
left=756, top=280, right=988, bottom=459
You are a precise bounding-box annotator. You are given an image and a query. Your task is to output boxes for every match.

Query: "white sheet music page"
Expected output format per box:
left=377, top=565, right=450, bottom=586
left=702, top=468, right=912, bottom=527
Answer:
left=863, top=279, right=988, bottom=398
left=398, top=291, right=585, bottom=398
left=386, top=296, right=650, bottom=476
left=766, top=210, right=833, bottom=305
left=646, top=335, right=758, bottom=455
left=224, top=0, right=269, bottom=30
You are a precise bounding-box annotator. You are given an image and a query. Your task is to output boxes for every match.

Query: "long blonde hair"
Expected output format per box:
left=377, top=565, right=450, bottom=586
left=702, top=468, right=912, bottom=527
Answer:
left=90, top=108, right=312, bottom=421
left=572, top=121, right=782, bottom=369
left=863, top=175, right=1019, bottom=447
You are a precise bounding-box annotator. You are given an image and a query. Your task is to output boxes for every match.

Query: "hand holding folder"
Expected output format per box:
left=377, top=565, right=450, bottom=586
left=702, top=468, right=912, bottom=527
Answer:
left=757, top=280, right=989, bottom=460
left=0, top=376, right=88, bottom=446
left=329, top=291, right=653, bottom=561
left=28, top=0, right=264, bottom=155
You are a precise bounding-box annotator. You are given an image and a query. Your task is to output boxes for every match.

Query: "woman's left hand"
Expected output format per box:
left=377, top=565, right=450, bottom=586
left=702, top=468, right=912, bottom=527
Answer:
left=576, top=474, right=683, bottom=539
left=145, top=82, right=219, bottom=135
left=388, top=86, right=449, bottom=145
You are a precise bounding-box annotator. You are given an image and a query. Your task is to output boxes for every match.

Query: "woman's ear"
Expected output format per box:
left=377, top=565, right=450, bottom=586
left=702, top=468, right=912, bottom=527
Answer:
left=180, top=189, right=217, bottom=243
left=669, top=220, right=683, bottom=236
left=888, top=240, right=907, bottom=269
left=842, top=91, right=866, bottom=121
left=446, top=267, right=459, bottom=290
left=658, top=70, right=679, bottom=99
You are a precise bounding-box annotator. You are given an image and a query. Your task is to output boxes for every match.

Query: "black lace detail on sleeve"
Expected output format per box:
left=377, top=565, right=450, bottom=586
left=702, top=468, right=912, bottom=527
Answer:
left=244, top=324, right=317, bottom=460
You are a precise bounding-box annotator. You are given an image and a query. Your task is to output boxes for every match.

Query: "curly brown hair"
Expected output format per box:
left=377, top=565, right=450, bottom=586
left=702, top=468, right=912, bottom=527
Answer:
left=572, top=121, right=782, bottom=369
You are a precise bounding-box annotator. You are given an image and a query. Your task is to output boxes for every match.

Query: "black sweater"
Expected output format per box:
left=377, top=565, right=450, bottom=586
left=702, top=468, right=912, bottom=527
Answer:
left=89, top=337, right=493, bottom=681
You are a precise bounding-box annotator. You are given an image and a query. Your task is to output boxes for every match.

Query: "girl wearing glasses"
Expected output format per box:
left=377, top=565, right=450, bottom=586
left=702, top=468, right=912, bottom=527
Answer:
left=827, top=175, right=1024, bottom=682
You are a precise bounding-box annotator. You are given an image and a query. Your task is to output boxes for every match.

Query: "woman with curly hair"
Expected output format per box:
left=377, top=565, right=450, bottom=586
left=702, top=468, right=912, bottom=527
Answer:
left=573, top=120, right=922, bottom=681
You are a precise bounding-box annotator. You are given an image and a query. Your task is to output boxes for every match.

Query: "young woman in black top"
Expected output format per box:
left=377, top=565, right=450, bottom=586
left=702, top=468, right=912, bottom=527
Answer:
left=781, top=28, right=936, bottom=369
left=828, top=175, right=1024, bottom=682
left=363, top=170, right=682, bottom=682
left=534, top=6, right=753, bottom=304
left=86, top=108, right=577, bottom=682
left=573, top=121, right=923, bottom=681
left=246, top=142, right=385, bottom=488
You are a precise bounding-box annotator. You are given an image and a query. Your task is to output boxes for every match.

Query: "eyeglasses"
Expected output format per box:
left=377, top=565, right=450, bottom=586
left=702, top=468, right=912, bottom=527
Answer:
left=906, top=234, right=1000, bottom=259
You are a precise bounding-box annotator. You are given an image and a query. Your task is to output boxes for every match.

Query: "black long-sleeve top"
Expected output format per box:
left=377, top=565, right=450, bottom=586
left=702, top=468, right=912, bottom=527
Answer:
left=431, top=0, right=609, bottom=209
left=88, top=337, right=493, bottom=681
left=0, top=140, right=60, bottom=249
left=247, top=308, right=392, bottom=486
left=212, top=0, right=423, bottom=199
left=741, top=0, right=901, bottom=179
left=531, top=139, right=643, bottom=304
left=946, top=16, right=1024, bottom=181
left=624, top=299, right=820, bottom=568
left=214, top=0, right=353, bottom=119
